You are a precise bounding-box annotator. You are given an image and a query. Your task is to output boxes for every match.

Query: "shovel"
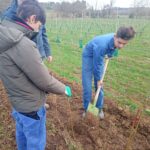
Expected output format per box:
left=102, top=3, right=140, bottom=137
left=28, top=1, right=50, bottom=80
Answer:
left=87, top=58, right=109, bottom=116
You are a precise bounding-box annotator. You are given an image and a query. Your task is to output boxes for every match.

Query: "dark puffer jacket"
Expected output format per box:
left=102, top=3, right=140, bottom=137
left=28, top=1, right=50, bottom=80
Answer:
left=0, top=19, right=65, bottom=113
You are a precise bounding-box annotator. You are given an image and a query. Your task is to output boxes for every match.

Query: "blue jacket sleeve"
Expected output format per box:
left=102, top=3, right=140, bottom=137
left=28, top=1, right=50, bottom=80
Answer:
left=42, top=25, right=51, bottom=57
left=93, top=44, right=104, bottom=81
left=1, top=0, right=17, bottom=19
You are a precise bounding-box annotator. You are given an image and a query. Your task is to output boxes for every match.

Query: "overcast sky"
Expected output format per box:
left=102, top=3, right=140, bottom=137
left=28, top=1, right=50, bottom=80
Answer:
left=38, top=0, right=134, bottom=8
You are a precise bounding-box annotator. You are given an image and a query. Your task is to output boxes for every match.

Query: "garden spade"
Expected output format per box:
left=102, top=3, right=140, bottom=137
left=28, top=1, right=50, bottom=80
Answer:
left=87, top=58, right=110, bottom=116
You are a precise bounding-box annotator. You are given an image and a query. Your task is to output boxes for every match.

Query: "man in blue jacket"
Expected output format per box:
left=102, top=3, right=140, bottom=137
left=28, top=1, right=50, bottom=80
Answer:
left=82, top=26, right=135, bottom=119
left=2, top=0, right=53, bottom=62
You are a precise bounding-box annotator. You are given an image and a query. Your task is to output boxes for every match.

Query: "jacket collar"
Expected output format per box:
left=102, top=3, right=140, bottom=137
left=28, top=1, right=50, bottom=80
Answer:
left=10, top=15, right=33, bottom=30
left=108, top=36, right=115, bottom=50
left=1, top=18, right=38, bottom=40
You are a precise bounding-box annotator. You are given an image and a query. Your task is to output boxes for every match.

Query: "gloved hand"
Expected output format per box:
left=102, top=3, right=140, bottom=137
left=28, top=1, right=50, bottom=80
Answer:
left=97, top=80, right=103, bottom=88
left=65, top=86, right=72, bottom=97
left=113, top=49, right=119, bottom=57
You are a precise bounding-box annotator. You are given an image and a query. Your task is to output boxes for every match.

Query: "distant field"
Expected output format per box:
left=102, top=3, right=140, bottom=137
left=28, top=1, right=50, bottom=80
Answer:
left=45, top=18, right=150, bottom=112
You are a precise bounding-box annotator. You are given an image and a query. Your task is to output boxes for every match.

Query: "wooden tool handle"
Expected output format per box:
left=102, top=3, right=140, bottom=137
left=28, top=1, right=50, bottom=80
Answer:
left=93, top=58, right=109, bottom=106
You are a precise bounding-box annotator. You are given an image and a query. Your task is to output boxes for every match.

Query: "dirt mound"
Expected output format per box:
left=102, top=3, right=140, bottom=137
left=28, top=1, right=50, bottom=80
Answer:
left=0, top=79, right=150, bottom=150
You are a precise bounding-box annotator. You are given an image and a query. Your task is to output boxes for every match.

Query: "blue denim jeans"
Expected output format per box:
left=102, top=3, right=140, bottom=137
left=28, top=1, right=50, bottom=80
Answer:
left=12, top=106, right=46, bottom=150
left=82, top=56, right=104, bottom=110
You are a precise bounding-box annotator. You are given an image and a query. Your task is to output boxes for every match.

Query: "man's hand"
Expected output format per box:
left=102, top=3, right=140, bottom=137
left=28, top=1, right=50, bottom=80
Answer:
left=65, top=86, right=72, bottom=97
left=47, top=56, right=53, bottom=63
left=97, top=80, right=103, bottom=88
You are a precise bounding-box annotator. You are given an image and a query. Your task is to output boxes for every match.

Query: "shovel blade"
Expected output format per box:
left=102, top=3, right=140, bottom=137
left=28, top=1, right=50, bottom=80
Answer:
left=87, top=103, right=99, bottom=116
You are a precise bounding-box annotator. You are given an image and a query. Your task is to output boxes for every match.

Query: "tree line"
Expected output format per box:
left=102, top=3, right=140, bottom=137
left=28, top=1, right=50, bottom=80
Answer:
left=40, top=0, right=150, bottom=18
left=0, top=0, right=150, bottom=18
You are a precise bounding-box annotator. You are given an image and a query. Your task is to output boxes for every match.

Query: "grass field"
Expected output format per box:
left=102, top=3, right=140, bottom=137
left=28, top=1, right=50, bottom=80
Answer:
left=45, top=17, right=150, bottom=113
left=0, top=17, right=150, bottom=150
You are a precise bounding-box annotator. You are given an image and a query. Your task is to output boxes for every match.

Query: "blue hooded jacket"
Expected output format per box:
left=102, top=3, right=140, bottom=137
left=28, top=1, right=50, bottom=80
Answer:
left=82, top=33, right=117, bottom=81
left=1, top=0, right=51, bottom=58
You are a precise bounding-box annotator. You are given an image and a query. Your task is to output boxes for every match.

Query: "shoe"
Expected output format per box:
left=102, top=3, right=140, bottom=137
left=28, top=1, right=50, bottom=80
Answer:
left=45, top=103, right=49, bottom=109
left=80, top=108, right=86, bottom=118
left=99, top=109, right=104, bottom=119
left=82, top=111, right=86, bottom=118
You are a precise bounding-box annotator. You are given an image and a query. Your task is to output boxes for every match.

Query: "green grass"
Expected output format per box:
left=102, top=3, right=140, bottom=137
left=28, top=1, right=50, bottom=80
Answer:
left=144, top=109, right=150, bottom=116
left=45, top=17, right=150, bottom=111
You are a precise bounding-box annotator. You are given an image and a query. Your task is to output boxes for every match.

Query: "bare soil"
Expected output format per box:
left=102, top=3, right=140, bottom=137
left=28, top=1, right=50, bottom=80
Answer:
left=0, top=77, right=150, bottom=150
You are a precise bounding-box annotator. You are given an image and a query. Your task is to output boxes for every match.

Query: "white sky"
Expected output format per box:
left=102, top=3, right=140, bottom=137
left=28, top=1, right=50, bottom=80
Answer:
left=38, top=0, right=134, bottom=8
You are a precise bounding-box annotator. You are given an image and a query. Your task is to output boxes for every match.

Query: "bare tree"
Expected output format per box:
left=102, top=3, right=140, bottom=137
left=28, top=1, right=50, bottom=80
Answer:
left=133, top=0, right=149, bottom=7
left=101, top=0, right=116, bottom=17
left=52, top=0, right=86, bottom=17
left=131, top=0, right=150, bottom=17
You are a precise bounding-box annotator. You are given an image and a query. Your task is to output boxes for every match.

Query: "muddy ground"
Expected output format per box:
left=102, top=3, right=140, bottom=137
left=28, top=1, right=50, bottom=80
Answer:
left=0, top=77, right=150, bottom=150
